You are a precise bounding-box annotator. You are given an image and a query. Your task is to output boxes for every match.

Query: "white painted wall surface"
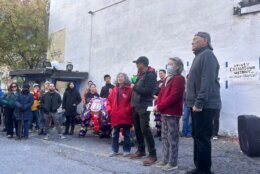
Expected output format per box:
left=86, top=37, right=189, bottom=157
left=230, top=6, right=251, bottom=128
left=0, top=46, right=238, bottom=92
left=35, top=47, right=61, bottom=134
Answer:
left=48, top=0, right=260, bottom=135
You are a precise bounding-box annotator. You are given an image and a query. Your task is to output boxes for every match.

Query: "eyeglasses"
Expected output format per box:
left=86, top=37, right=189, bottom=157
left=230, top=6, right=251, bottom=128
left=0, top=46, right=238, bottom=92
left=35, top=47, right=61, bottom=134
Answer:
left=11, top=86, right=17, bottom=88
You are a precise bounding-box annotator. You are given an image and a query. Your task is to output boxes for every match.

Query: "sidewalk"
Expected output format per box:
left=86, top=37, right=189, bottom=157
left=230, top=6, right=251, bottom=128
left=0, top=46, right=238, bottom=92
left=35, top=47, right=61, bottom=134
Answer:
left=0, top=126, right=259, bottom=174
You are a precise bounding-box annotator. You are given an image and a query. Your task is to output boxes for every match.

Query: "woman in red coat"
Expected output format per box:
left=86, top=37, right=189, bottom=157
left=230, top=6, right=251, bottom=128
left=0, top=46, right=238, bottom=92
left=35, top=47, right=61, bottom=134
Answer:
left=154, top=57, right=185, bottom=171
left=106, top=73, right=133, bottom=157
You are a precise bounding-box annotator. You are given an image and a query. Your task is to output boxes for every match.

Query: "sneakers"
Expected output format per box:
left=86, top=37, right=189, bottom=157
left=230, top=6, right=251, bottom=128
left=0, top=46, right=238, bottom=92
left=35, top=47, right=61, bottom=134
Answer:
left=60, top=134, right=66, bottom=139
left=212, top=136, right=218, bottom=140
left=6, top=135, right=13, bottom=138
left=43, top=134, right=49, bottom=140
left=123, top=152, right=130, bottom=157
left=156, top=161, right=167, bottom=168
left=161, top=164, right=178, bottom=171
left=109, top=152, right=119, bottom=157
left=143, top=156, right=157, bottom=166
left=130, top=151, right=146, bottom=159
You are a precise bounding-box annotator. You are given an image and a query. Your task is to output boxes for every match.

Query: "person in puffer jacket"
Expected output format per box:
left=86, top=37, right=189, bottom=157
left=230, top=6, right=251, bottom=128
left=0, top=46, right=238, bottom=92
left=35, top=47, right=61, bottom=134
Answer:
left=15, top=84, right=34, bottom=139
left=106, top=73, right=133, bottom=157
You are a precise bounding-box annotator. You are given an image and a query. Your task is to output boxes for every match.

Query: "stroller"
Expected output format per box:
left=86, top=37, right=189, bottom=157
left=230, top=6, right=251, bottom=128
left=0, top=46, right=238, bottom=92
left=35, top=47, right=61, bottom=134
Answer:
left=79, top=97, right=111, bottom=138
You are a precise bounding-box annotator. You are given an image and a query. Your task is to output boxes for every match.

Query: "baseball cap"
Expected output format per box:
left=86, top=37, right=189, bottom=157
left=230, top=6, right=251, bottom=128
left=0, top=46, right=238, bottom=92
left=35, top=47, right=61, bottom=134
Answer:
left=133, top=56, right=149, bottom=66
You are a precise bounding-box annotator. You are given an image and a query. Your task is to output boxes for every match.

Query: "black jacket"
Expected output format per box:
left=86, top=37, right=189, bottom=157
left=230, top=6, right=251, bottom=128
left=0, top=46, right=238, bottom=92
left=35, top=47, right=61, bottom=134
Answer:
left=186, top=46, right=221, bottom=109
left=41, top=91, right=62, bottom=113
left=62, top=88, right=81, bottom=116
left=85, top=92, right=99, bottom=105
left=131, top=68, right=157, bottom=109
left=100, top=84, right=114, bottom=98
left=154, top=79, right=164, bottom=96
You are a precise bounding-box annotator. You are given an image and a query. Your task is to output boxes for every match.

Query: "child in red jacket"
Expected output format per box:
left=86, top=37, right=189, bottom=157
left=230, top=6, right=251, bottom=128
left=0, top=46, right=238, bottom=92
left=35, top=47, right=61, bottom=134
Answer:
left=154, top=57, right=185, bottom=172
left=106, top=73, right=133, bottom=157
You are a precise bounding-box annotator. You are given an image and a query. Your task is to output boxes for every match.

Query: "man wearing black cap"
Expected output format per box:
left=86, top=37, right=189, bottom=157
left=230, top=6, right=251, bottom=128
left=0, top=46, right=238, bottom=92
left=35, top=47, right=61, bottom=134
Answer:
left=186, top=32, right=221, bottom=174
left=130, top=56, right=157, bottom=166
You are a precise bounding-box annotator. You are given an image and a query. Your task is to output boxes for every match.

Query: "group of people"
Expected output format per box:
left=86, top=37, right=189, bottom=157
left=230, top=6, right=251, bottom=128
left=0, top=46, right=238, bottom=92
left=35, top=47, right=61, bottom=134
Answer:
left=0, top=81, right=66, bottom=140
left=0, top=32, right=221, bottom=174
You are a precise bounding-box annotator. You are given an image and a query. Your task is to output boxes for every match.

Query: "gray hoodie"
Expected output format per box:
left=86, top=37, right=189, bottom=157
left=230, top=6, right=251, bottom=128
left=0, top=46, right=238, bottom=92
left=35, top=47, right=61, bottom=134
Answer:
left=186, top=46, right=221, bottom=109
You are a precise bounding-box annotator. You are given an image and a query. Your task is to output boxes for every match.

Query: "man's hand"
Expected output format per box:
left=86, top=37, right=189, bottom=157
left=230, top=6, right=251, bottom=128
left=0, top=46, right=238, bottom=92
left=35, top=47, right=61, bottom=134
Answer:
left=154, top=95, right=158, bottom=100
left=192, top=106, right=202, bottom=112
left=131, top=84, right=135, bottom=88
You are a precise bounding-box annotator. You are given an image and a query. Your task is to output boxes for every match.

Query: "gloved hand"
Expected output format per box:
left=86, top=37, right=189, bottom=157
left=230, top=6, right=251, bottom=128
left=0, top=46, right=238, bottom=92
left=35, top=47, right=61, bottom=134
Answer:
left=19, top=107, right=24, bottom=112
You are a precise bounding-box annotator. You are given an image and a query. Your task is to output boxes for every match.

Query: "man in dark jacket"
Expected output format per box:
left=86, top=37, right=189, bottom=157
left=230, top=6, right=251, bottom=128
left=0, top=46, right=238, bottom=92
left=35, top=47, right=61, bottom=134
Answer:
left=186, top=32, right=221, bottom=174
left=41, top=83, right=65, bottom=140
left=100, top=74, right=114, bottom=98
left=130, top=56, right=157, bottom=166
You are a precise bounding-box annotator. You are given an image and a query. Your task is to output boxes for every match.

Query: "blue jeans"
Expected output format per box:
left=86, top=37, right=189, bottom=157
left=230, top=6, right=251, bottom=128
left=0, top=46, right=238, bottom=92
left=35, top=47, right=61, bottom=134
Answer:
left=182, top=101, right=192, bottom=136
left=112, top=125, right=131, bottom=153
left=16, top=120, right=29, bottom=137
left=29, top=110, right=40, bottom=129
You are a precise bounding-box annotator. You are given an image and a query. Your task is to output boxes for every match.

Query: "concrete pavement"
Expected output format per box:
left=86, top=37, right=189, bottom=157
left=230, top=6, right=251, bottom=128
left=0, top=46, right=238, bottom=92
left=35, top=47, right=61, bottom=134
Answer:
left=0, top=127, right=259, bottom=174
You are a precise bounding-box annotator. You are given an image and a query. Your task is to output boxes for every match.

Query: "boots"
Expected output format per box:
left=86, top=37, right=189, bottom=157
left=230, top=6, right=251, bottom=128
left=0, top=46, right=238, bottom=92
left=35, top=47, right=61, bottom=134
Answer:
left=70, top=125, right=74, bottom=135
left=63, top=125, right=69, bottom=135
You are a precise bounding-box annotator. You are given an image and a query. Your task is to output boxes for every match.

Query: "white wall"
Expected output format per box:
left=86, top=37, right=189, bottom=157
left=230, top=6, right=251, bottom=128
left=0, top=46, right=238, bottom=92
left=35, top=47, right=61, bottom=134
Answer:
left=48, top=0, right=260, bottom=135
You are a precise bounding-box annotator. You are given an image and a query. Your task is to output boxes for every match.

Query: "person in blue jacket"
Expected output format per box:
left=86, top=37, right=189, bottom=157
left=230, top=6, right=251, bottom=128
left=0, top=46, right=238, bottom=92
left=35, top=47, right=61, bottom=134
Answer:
left=15, top=84, right=34, bottom=139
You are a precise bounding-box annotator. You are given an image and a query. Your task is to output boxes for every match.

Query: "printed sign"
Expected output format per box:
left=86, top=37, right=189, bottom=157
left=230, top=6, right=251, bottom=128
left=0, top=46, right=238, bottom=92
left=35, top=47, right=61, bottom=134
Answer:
left=47, top=29, right=66, bottom=63
left=227, top=61, right=259, bottom=84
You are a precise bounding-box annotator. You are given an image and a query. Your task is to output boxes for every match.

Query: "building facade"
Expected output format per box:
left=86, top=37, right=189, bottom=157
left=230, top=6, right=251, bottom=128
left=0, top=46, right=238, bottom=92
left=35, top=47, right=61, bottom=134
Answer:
left=48, top=0, right=260, bottom=135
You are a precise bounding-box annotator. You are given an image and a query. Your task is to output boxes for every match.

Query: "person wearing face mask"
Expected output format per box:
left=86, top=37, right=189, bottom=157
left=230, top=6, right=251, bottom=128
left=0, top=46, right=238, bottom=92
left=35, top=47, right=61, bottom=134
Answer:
left=0, top=82, right=21, bottom=138
left=41, top=83, right=65, bottom=140
left=154, top=57, right=185, bottom=171
left=14, top=84, right=34, bottom=140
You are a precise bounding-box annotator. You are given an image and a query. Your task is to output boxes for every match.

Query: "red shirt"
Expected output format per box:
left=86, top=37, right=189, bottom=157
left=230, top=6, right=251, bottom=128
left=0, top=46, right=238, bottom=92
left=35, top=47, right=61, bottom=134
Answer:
left=157, top=75, right=185, bottom=116
left=106, top=85, right=133, bottom=127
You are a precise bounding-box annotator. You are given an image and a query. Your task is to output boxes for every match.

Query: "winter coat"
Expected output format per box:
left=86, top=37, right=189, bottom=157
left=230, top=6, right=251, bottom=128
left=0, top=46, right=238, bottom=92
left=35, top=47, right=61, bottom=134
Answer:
left=62, top=88, right=81, bottom=116
left=131, top=67, right=157, bottom=109
left=14, top=92, right=34, bottom=121
left=100, top=84, right=115, bottom=98
left=0, top=92, right=20, bottom=109
left=107, top=85, right=133, bottom=127
left=157, top=75, right=185, bottom=116
left=186, top=46, right=222, bottom=109
left=41, top=91, right=62, bottom=113
left=154, top=79, right=164, bottom=96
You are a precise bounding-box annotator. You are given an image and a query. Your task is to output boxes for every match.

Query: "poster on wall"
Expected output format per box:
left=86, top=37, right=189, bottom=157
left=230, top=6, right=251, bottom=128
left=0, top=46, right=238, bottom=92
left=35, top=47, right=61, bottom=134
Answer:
left=47, top=29, right=66, bottom=63
left=227, top=60, right=260, bottom=84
